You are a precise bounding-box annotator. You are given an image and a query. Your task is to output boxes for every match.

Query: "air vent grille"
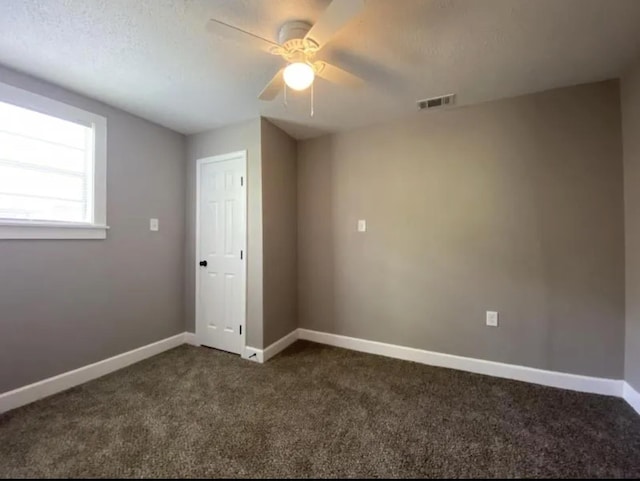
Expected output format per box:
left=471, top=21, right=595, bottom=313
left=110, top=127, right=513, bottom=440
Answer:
left=417, top=94, right=456, bottom=111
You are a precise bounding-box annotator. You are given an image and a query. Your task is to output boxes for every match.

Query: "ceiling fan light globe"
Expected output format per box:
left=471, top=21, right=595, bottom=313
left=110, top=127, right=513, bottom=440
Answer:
left=283, top=62, right=315, bottom=91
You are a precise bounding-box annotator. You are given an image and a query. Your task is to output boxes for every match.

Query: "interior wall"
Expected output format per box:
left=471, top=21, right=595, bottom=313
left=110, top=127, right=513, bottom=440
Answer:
left=0, top=66, right=186, bottom=393
left=185, top=119, right=264, bottom=348
left=261, top=118, right=298, bottom=346
left=622, top=59, right=640, bottom=391
left=297, top=80, right=625, bottom=379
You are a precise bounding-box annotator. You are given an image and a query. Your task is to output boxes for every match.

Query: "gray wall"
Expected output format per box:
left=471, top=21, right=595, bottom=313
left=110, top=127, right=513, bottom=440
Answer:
left=185, top=119, right=264, bottom=348
left=622, top=60, right=640, bottom=390
left=261, top=119, right=298, bottom=346
left=0, top=66, right=186, bottom=393
left=297, top=80, right=625, bottom=378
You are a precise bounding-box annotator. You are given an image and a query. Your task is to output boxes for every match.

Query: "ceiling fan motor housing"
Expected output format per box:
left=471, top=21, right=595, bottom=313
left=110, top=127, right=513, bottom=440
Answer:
left=273, top=21, right=319, bottom=63
left=278, top=21, right=312, bottom=45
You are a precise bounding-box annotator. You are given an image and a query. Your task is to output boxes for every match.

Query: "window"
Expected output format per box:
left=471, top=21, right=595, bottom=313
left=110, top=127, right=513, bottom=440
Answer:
left=0, top=82, right=107, bottom=239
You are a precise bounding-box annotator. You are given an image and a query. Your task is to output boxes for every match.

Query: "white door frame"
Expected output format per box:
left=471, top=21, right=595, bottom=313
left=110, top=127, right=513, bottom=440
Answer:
left=195, top=150, right=247, bottom=354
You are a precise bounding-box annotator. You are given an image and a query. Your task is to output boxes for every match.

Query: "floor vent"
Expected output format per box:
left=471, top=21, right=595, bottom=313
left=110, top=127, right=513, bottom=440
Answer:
left=417, top=94, right=456, bottom=111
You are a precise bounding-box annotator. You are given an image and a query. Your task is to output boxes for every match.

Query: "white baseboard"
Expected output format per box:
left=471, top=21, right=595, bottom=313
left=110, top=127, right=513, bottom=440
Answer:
left=623, top=382, right=640, bottom=415
left=242, top=346, right=263, bottom=363
left=240, top=329, right=300, bottom=364
left=263, top=329, right=299, bottom=362
left=184, top=332, right=198, bottom=346
left=0, top=332, right=188, bottom=414
left=2, top=327, right=633, bottom=415
left=297, top=329, right=624, bottom=397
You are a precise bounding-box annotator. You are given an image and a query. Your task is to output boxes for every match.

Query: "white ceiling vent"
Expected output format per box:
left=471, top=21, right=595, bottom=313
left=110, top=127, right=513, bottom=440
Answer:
left=417, top=94, right=456, bottom=111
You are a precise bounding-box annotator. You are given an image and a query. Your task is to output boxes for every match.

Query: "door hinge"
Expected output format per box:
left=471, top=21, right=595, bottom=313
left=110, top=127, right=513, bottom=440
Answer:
left=240, top=176, right=244, bottom=187
left=240, top=250, right=243, bottom=260
left=240, top=325, right=242, bottom=335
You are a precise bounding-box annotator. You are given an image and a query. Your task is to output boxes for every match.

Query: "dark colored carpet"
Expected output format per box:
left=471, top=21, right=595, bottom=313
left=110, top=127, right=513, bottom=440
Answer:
left=1, top=341, right=640, bottom=478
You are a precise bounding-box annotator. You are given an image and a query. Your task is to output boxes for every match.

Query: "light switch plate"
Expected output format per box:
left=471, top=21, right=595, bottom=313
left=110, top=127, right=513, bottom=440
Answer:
left=486, top=311, right=498, bottom=327
left=150, top=218, right=159, bottom=231
left=357, top=219, right=366, bottom=232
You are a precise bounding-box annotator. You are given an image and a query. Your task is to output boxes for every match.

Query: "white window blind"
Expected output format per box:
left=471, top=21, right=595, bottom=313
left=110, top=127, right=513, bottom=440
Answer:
left=0, top=100, right=94, bottom=224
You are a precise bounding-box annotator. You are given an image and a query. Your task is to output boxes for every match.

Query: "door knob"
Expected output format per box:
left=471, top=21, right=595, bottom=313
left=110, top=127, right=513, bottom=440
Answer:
left=199, top=260, right=207, bottom=267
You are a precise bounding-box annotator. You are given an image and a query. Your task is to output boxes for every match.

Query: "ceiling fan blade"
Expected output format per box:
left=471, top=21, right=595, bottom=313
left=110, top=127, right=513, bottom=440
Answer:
left=259, top=69, right=285, bottom=100
left=314, top=61, right=363, bottom=88
left=304, top=0, right=364, bottom=50
left=206, top=19, right=280, bottom=52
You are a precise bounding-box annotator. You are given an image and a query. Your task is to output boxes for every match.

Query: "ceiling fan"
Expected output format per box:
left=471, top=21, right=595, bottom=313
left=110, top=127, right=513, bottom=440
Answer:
left=206, top=0, right=365, bottom=102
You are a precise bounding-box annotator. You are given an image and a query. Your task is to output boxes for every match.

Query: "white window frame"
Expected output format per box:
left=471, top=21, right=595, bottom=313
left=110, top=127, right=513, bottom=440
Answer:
left=0, top=82, right=108, bottom=240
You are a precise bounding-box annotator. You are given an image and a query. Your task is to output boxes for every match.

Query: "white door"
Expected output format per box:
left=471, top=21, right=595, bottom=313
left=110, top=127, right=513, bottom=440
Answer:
left=196, top=152, right=246, bottom=354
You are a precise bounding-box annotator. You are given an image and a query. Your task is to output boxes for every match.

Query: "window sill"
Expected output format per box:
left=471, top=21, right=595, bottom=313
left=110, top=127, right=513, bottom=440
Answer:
left=0, top=221, right=109, bottom=239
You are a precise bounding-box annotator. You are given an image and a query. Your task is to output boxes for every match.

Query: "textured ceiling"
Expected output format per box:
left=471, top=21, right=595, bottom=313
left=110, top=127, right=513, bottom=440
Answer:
left=1, top=0, right=640, bottom=139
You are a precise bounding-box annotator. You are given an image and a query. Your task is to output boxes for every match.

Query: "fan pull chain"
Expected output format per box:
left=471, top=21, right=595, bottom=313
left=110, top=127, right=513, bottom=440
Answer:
left=310, top=81, right=314, bottom=117
left=283, top=84, right=288, bottom=108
